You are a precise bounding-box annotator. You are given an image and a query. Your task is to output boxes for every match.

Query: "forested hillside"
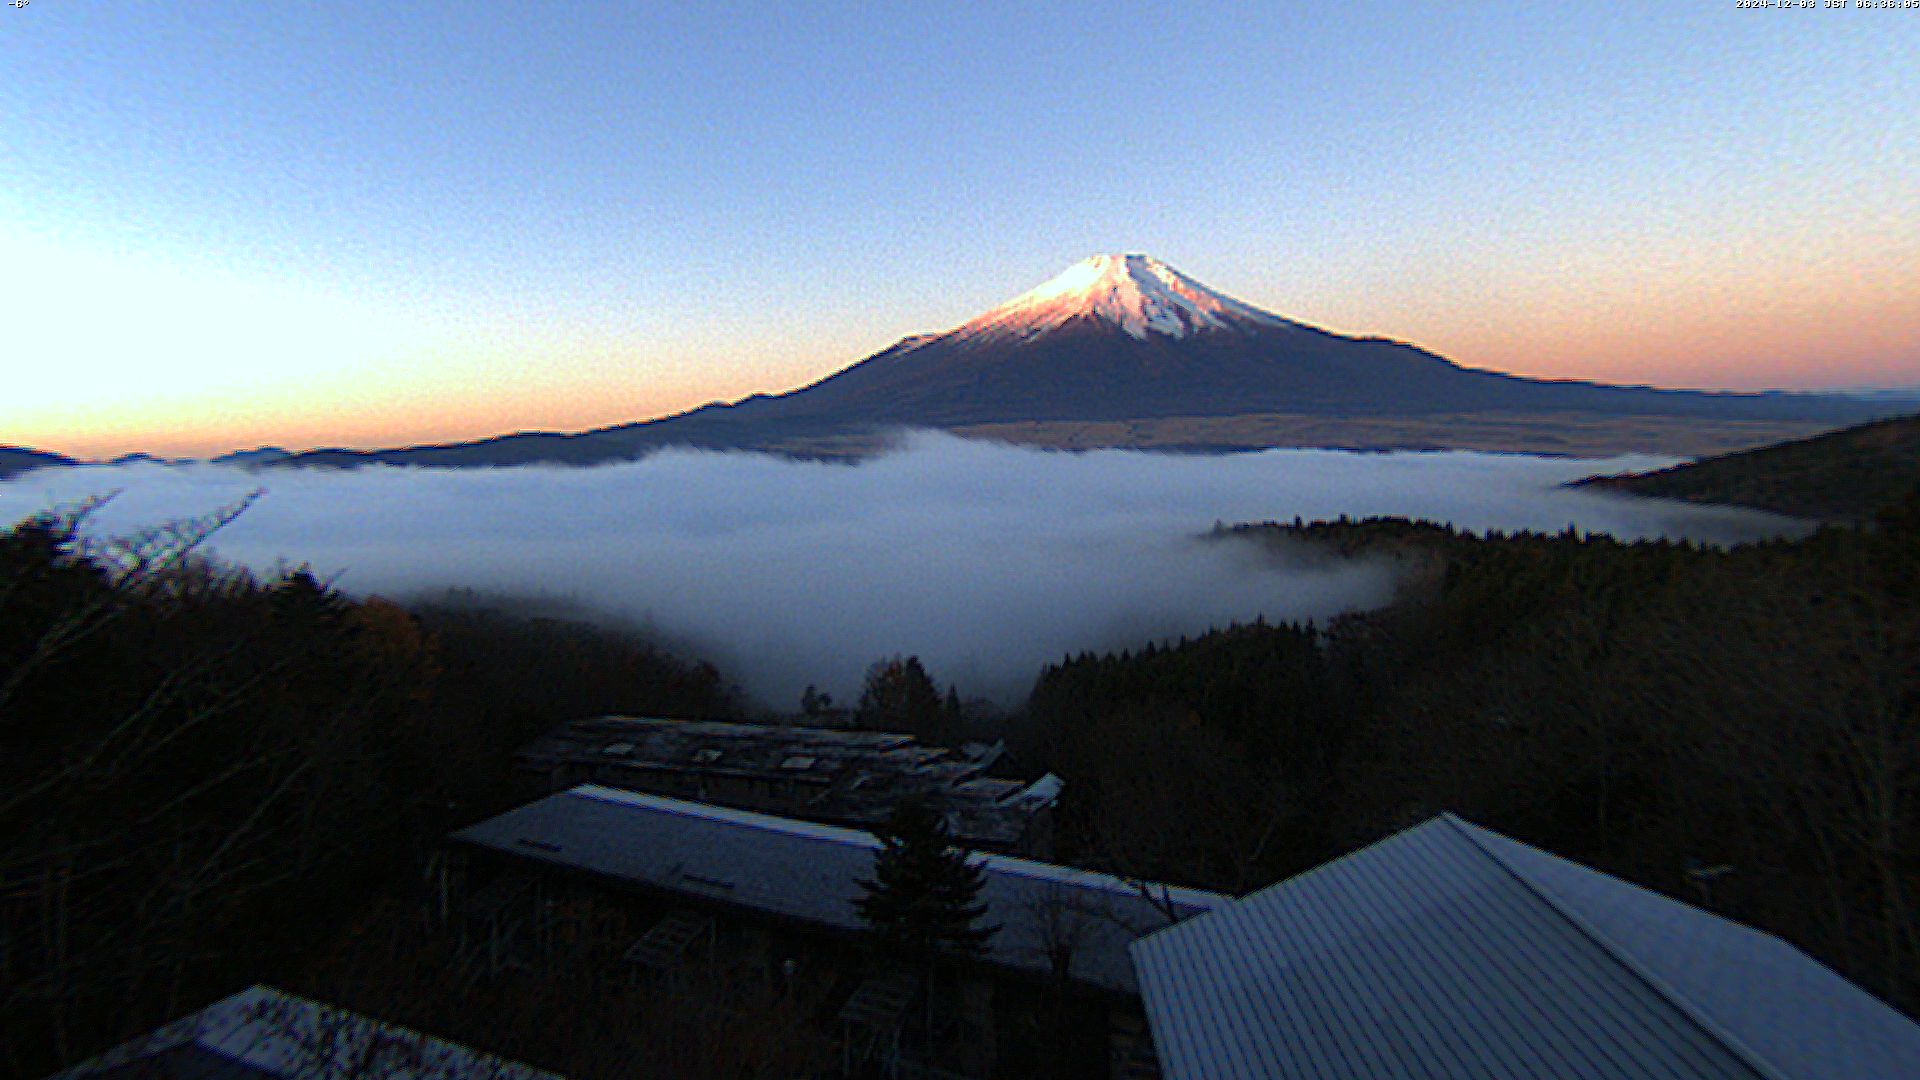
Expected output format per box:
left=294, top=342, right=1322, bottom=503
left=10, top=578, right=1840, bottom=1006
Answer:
left=1583, top=411, right=1920, bottom=522
left=1027, top=498, right=1920, bottom=1018
left=0, top=448, right=76, bottom=480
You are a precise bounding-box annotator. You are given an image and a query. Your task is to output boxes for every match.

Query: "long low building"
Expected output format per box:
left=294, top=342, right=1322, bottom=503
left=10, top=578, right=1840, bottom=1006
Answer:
left=450, top=782, right=1225, bottom=997
left=513, top=715, right=1062, bottom=854
left=1129, top=813, right=1920, bottom=1080
left=445, top=783, right=1223, bottom=1078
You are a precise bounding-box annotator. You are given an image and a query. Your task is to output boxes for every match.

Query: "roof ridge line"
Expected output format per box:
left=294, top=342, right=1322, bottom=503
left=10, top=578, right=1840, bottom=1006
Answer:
left=1440, top=813, right=1790, bottom=1080
left=571, top=783, right=881, bottom=845
left=564, top=784, right=1229, bottom=907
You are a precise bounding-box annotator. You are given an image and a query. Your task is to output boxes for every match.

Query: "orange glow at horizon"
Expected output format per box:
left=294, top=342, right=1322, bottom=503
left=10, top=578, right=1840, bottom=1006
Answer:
left=13, top=367, right=779, bottom=462
left=9, top=228, right=1917, bottom=461
left=1409, top=276, right=1920, bottom=391
left=0, top=229, right=834, bottom=461
left=20, top=300, right=1920, bottom=461
left=1279, top=214, right=1919, bottom=394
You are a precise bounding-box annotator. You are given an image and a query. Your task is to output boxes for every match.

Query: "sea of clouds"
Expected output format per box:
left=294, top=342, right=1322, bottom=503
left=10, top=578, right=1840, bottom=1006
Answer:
left=0, top=432, right=1804, bottom=706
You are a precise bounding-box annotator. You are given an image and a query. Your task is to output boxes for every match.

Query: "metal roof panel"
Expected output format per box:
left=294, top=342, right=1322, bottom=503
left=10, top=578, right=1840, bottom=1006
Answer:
left=1128, top=816, right=1843, bottom=1080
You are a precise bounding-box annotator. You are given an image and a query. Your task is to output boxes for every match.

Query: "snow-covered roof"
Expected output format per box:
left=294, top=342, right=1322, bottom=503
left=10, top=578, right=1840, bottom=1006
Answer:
left=1130, top=814, right=1920, bottom=1080
left=1013, top=771, right=1064, bottom=805
left=46, top=985, right=566, bottom=1080
left=450, top=784, right=1228, bottom=995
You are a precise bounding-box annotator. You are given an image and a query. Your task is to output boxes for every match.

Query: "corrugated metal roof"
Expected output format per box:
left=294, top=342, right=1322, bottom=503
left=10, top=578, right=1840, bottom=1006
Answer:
left=1130, top=814, right=1920, bottom=1080
left=450, top=784, right=1228, bottom=994
left=1455, top=818, right=1920, bottom=1080
left=46, top=985, right=567, bottom=1080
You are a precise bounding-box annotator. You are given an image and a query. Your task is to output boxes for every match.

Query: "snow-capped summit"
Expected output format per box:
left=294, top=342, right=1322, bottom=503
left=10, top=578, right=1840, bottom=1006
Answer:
left=933, top=253, right=1296, bottom=347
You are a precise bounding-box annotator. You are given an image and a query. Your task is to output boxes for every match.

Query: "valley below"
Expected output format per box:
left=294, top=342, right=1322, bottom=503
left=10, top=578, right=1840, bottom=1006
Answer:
left=5, top=415, right=1916, bottom=1079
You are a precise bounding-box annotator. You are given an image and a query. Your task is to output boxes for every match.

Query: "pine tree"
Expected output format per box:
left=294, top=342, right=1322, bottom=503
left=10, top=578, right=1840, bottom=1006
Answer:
left=854, top=800, right=996, bottom=961
left=855, top=655, right=947, bottom=742
left=800, top=683, right=831, bottom=719
left=941, top=685, right=963, bottom=740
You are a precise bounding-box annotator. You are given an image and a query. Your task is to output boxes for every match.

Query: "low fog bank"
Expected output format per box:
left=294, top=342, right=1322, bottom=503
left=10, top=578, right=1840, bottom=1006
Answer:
left=1, top=432, right=1802, bottom=705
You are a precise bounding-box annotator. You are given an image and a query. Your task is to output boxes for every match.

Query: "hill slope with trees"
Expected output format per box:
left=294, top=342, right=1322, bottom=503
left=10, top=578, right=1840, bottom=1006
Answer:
left=1583, top=411, right=1920, bottom=522
left=0, top=447, right=77, bottom=479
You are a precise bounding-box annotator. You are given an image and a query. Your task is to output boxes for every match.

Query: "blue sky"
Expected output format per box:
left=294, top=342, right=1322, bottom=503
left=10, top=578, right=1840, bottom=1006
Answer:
left=4, top=2, right=1916, bottom=455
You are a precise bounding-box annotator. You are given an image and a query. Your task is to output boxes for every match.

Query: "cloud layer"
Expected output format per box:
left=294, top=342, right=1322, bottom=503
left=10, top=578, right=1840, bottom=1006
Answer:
left=1, top=433, right=1801, bottom=706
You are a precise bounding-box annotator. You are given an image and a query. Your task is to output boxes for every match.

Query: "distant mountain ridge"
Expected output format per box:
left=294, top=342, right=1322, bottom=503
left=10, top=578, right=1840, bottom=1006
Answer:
left=274, top=253, right=1886, bottom=468
left=210, top=447, right=293, bottom=467
left=0, top=445, right=290, bottom=479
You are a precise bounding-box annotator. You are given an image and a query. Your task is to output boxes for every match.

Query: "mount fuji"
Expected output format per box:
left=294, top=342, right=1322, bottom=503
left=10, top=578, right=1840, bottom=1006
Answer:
left=283, top=254, right=1884, bottom=466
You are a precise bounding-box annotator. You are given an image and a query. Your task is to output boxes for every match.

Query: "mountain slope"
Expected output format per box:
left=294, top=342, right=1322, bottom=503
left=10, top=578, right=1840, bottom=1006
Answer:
left=0, top=446, right=78, bottom=480
left=280, top=254, right=1886, bottom=467
left=1581, top=412, right=1920, bottom=522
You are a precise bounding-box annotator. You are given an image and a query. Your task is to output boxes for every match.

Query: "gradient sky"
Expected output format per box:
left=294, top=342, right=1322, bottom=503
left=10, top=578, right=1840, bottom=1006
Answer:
left=4, top=2, right=1916, bottom=458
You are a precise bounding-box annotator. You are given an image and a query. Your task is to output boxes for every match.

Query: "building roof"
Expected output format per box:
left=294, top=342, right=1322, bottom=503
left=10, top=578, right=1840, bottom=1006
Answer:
left=1130, top=814, right=1920, bottom=1080
left=514, top=716, right=1054, bottom=847
left=66, top=1045, right=282, bottom=1080
left=46, top=985, right=566, bottom=1080
left=515, top=716, right=939, bottom=788
left=450, top=784, right=1227, bottom=995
